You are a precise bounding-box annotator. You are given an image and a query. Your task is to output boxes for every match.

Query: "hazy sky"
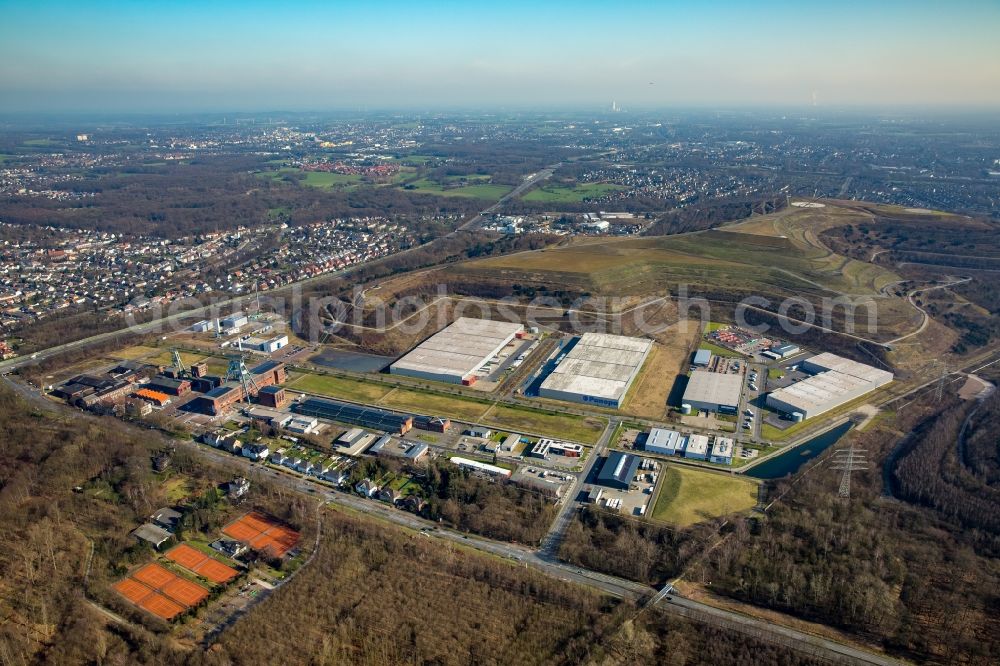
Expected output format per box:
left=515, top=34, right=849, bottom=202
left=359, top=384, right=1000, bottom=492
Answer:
left=2, top=0, right=999, bottom=112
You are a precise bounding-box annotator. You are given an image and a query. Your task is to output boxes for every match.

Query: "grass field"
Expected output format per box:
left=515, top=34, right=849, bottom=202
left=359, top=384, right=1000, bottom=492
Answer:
left=621, top=326, right=698, bottom=419
left=379, top=387, right=491, bottom=422
left=521, top=182, right=627, bottom=203
left=402, top=178, right=511, bottom=200
left=108, top=345, right=161, bottom=360
left=482, top=404, right=606, bottom=445
left=147, top=350, right=209, bottom=367
left=260, top=168, right=361, bottom=189
left=288, top=373, right=392, bottom=403
left=454, top=202, right=904, bottom=309
left=651, top=465, right=758, bottom=527
left=696, top=341, right=744, bottom=358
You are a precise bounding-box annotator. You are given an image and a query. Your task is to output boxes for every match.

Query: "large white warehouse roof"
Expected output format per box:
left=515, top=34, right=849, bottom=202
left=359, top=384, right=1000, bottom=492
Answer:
left=682, top=370, right=743, bottom=411
left=767, top=353, right=893, bottom=418
left=539, top=332, right=653, bottom=407
left=389, top=317, right=523, bottom=384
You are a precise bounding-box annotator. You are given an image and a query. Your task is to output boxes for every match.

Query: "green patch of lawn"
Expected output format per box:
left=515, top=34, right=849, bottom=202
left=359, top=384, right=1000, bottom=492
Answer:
left=259, top=168, right=361, bottom=189
left=163, top=477, right=193, bottom=503
left=521, top=182, right=627, bottom=203
left=482, top=404, right=605, bottom=445
left=651, top=465, right=758, bottom=527
left=697, top=341, right=745, bottom=358
left=768, top=368, right=784, bottom=380
left=402, top=178, right=511, bottom=200
left=705, top=321, right=728, bottom=333
left=288, top=373, right=392, bottom=403
left=380, top=388, right=492, bottom=421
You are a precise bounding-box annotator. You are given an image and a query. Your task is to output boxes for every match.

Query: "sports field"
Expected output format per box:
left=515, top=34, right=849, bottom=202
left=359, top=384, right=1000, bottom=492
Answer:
left=223, top=512, right=301, bottom=558
left=521, top=182, right=627, bottom=203
left=114, top=562, right=210, bottom=620
left=651, top=465, right=758, bottom=527
left=166, top=543, right=239, bottom=583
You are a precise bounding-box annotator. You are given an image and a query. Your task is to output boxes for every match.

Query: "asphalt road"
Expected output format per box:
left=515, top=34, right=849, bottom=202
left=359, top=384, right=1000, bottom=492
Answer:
left=457, top=165, right=558, bottom=232
left=538, top=418, right=617, bottom=558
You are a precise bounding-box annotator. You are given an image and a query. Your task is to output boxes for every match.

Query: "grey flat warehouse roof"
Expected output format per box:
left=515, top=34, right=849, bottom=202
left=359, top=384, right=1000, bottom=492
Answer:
left=539, top=333, right=653, bottom=403
left=682, top=370, right=743, bottom=409
left=389, top=317, right=523, bottom=382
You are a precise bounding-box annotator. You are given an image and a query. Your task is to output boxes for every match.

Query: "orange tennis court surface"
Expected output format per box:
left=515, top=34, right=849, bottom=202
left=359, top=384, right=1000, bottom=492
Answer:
left=140, top=592, right=185, bottom=620
left=114, top=578, right=153, bottom=605
left=162, top=577, right=209, bottom=606
left=133, top=562, right=175, bottom=590
left=166, top=543, right=239, bottom=583
left=114, top=561, right=209, bottom=620
left=222, top=512, right=300, bottom=558
left=195, top=558, right=239, bottom=583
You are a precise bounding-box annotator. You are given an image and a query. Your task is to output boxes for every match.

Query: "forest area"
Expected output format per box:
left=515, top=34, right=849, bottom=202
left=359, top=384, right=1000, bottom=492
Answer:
left=348, top=457, right=558, bottom=545
left=0, top=381, right=824, bottom=666
left=0, top=384, right=312, bottom=664
left=556, top=390, right=1000, bottom=665
left=0, top=155, right=483, bottom=238
left=215, top=509, right=824, bottom=666
left=559, top=507, right=715, bottom=585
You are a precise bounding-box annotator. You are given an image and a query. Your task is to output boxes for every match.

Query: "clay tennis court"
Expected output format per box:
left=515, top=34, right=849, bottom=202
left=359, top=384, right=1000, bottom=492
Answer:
left=138, top=592, right=185, bottom=620
left=133, top=562, right=176, bottom=590
left=194, top=557, right=238, bottom=583
left=166, top=543, right=207, bottom=570
left=161, top=577, right=209, bottom=607
left=114, top=574, right=189, bottom=621
left=114, top=577, right=154, bottom=605
left=166, top=543, right=239, bottom=583
left=223, top=512, right=300, bottom=558
left=222, top=519, right=260, bottom=542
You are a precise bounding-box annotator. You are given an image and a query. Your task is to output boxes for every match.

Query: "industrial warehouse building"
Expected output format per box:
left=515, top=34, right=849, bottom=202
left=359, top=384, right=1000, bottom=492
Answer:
left=645, top=427, right=685, bottom=456
left=596, top=451, right=641, bottom=490
left=710, top=437, right=735, bottom=465
left=538, top=333, right=653, bottom=408
left=389, top=317, right=524, bottom=385
left=684, top=434, right=710, bottom=461
left=293, top=396, right=414, bottom=434
left=682, top=370, right=742, bottom=414
left=766, top=352, right=893, bottom=419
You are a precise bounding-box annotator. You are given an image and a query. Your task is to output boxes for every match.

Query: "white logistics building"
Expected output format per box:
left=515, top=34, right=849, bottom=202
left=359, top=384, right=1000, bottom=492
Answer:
left=684, top=434, right=710, bottom=461
left=538, top=332, right=653, bottom=408
left=645, top=427, right=685, bottom=456
left=709, top=437, right=735, bottom=465
left=682, top=370, right=743, bottom=414
left=766, top=352, right=893, bottom=419
left=389, top=317, right=524, bottom=385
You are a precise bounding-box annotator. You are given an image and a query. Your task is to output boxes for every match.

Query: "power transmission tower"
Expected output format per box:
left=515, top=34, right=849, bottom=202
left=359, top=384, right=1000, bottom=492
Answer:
left=831, top=446, right=868, bottom=499
left=226, top=355, right=259, bottom=405
left=935, top=362, right=948, bottom=402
